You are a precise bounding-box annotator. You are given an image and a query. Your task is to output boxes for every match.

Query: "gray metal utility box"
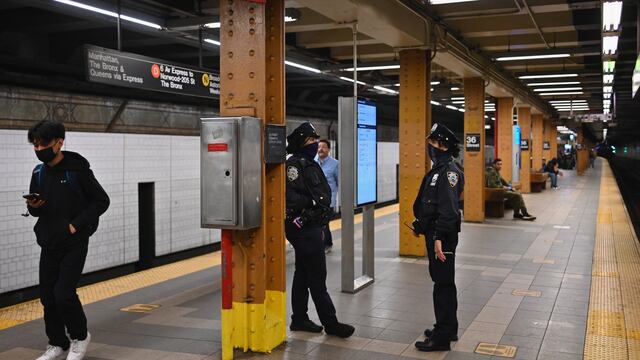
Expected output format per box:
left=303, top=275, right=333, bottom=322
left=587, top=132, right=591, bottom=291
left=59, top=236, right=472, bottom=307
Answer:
left=200, top=117, right=262, bottom=229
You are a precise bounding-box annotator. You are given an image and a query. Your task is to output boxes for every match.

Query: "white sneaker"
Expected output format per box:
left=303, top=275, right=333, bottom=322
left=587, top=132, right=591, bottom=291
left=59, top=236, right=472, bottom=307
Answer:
left=36, top=345, right=66, bottom=360
left=66, top=332, right=91, bottom=360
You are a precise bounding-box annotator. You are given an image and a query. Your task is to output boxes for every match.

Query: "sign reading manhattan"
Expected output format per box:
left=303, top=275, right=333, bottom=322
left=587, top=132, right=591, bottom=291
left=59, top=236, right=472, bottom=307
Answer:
left=85, top=45, right=220, bottom=98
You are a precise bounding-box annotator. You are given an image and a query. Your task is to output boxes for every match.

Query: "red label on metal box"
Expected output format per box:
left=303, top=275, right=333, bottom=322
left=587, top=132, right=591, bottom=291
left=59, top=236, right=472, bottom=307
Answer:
left=208, top=143, right=228, bottom=152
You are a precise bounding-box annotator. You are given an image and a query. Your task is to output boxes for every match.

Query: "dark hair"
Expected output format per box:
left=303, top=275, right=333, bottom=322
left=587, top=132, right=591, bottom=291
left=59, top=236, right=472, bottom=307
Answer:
left=448, top=144, right=461, bottom=158
left=28, top=120, right=65, bottom=145
left=318, top=139, right=330, bottom=148
left=493, top=158, right=502, bottom=164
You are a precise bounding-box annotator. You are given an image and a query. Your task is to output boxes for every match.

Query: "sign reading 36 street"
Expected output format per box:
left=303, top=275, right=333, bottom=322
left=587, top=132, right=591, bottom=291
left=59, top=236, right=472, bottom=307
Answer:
left=85, top=45, right=220, bottom=98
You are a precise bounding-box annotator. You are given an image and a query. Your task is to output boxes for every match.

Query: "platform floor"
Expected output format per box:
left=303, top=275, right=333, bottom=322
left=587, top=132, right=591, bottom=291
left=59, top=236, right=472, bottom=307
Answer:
left=0, top=159, right=630, bottom=360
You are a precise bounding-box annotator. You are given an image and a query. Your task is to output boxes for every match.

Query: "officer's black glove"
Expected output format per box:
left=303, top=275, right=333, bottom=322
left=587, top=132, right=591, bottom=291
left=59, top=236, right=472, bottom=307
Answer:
left=412, top=219, right=423, bottom=236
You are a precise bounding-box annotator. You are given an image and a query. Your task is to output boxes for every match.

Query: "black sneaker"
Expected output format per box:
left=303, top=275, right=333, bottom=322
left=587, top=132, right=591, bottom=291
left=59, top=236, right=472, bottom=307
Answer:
left=290, top=319, right=323, bottom=333
left=415, top=339, right=451, bottom=352
left=423, top=328, right=458, bottom=341
left=324, top=322, right=355, bottom=338
left=521, top=213, right=536, bottom=221
left=513, top=212, right=524, bottom=219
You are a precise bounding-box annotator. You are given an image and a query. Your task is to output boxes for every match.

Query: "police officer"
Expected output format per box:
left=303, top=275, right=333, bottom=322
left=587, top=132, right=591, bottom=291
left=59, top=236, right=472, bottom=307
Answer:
left=285, top=122, right=355, bottom=338
left=412, top=123, right=464, bottom=352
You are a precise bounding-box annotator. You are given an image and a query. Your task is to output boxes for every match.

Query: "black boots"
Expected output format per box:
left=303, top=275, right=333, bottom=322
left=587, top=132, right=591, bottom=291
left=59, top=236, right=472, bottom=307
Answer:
left=514, top=209, right=536, bottom=221
left=415, top=338, right=451, bottom=352
left=423, top=328, right=458, bottom=341
left=289, top=319, right=323, bottom=333
left=324, top=322, right=355, bottom=338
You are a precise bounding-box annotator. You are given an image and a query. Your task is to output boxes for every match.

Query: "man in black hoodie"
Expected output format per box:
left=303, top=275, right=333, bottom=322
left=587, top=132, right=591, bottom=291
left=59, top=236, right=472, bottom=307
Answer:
left=26, top=120, right=110, bottom=360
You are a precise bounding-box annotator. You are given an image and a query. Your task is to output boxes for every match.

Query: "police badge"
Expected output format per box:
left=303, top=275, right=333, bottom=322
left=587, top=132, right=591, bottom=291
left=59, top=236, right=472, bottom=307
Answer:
left=287, top=165, right=299, bottom=181
left=447, top=171, right=458, bottom=187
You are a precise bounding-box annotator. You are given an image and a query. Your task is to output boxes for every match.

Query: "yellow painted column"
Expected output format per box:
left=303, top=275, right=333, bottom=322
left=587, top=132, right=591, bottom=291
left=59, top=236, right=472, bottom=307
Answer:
left=531, top=114, right=543, bottom=172
left=497, top=97, right=513, bottom=182
left=518, top=107, right=532, bottom=193
left=219, top=1, right=286, bottom=358
left=543, top=118, right=551, bottom=162
left=463, top=77, right=485, bottom=222
left=550, top=122, right=558, bottom=159
left=399, top=49, right=431, bottom=257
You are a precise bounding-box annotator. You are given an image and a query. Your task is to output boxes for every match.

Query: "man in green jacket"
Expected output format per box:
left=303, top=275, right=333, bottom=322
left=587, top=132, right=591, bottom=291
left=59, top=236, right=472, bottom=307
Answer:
left=486, top=159, right=536, bottom=221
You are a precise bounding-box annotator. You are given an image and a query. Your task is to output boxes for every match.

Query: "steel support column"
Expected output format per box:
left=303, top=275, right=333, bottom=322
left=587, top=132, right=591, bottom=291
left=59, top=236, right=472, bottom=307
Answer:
left=463, top=77, right=485, bottom=222
left=497, top=97, right=514, bottom=182
left=398, top=49, right=431, bottom=257
left=219, top=1, right=286, bottom=358
left=518, top=107, right=532, bottom=193
left=532, top=114, right=544, bottom=171
left=543, top=118, right=551, bottom=162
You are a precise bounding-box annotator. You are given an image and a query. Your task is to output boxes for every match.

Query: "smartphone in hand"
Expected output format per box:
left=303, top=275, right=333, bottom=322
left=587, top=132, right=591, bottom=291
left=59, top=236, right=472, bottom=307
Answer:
left=23, top=193, right=42, bottom=201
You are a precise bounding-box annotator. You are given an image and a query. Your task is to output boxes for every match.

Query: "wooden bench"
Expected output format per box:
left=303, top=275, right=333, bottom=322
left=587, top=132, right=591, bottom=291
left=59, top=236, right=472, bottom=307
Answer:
left=530, top=172, right=549, bottom=193
left=485, top=187, right=506, bottom=217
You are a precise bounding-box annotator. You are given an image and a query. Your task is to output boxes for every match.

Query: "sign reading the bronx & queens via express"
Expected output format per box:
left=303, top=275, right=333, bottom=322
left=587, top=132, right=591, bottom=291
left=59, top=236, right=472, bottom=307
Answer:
left=85, top=45, right=220, bottom=98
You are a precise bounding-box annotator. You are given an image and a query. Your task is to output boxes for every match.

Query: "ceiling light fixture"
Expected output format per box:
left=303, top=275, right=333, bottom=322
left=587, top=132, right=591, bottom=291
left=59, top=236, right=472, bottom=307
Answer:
left=458, top=108, right=465, bottom=112
left=339, top=76, right=367, bottom=85
left=431, top=101, right=441, bottom=106
left=452, top=101, right=465, bottom=104
left=603, top=74, right=614, bottom=84
left=496, top=53, right=570, bottom=61
left=549, top=100, right=587, bottom=103
left=603, top=35, right=619, bottom=55
left=54, top=0, right=163, bottom=29
left=603, top=60, right=616, bottom=73
left=204, top=38, right=221, bottom=46
left=533, top=87, right=582, bottom=92
left=603, top=1, right=623, bottom=31
left=526, top=81, right=580, bottom=86
left=446, top=105, right=458, bottom=111
left=603, top=93, right=612, bottom=99
left=451, top=97, right=465, bottom=100
left=373, top=85, right=399, bottom=94
left=539, top=91, right=584, bottom=96
left=205, top=16, right=296, bottom=28
left=430, top=0, right=479, bottom=4
left=344, top=65, right=400, bottom=71
left=519, top=73, right=578, bottom=79
left=603, top=86, right=613, bottom=93
left=284, top=60, right=322, bottom=73
left=451, top=87, right=460, bottom=91
left=431, top=81, right=440, bottom=85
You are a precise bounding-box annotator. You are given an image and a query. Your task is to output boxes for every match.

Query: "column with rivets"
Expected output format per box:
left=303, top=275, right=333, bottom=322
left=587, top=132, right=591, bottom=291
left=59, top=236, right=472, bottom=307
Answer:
left=398, top=49, right=431, bottom=257
left=463, top=77, right=485, bottom=222
left=532, top=113, right=544, bottom=171
left=219, top=0, right=286, bottom=358
left=518, top=106, right=532, bottom=193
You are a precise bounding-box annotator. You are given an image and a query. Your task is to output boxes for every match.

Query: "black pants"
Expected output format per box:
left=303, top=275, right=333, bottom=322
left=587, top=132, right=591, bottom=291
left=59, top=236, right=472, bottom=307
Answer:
left=39, top=242, right=89, bottom=349
left=286, top=223, right=338, bottom=327
left=426, top=231, right=458, bottom=343
left=322, top=225, right=333, bottom=247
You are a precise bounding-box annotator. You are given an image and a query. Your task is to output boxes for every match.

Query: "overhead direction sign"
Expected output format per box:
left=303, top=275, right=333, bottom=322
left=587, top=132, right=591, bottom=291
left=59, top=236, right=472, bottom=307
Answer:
left=85, top=45, right=220, bottom=98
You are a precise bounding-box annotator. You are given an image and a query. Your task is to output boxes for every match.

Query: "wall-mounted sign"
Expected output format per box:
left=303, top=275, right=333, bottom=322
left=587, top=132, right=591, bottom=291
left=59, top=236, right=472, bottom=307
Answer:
left=521, top=139, right=530, bottom=150
left=543, top=141, right=550, bottom=150
left=85, top=45, right=220, bottom=98
left=465, top=133, right=481, bottom=152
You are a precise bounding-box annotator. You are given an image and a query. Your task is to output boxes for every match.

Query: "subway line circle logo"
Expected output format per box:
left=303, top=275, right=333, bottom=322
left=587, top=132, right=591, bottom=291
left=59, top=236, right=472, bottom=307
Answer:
left=202, top=73, right=210, bottom=87
left=151, top=64, right=161, bottom=79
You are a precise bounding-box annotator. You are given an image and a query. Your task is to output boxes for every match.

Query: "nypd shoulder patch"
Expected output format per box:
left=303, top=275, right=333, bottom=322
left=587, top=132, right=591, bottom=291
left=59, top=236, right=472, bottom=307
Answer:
left=447, top=171, right=459, bottom=187
left=287, top=165, right=299, bottom=181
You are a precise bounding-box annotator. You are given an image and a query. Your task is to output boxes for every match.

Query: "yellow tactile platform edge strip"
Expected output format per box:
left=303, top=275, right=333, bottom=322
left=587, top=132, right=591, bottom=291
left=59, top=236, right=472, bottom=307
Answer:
left=0, top=204, right=399, bottom=331
left=585, top=162, right=640, bottom=359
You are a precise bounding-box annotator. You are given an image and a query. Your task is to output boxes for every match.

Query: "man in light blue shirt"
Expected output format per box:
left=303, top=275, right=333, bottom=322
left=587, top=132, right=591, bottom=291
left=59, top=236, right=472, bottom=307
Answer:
left=315, top=139, right=338, bottom=252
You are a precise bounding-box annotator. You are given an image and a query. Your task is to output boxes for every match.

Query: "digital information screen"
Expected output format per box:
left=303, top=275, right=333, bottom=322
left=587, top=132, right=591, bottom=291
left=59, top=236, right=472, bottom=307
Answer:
left=356, top=99, right=377, bottom=207
left=85, top=45, right=220, bottom=98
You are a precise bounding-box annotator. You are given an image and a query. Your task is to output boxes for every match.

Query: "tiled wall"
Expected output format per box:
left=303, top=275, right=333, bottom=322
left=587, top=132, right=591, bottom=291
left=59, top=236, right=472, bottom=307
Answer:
left=0, top=129, right=217, bottom=293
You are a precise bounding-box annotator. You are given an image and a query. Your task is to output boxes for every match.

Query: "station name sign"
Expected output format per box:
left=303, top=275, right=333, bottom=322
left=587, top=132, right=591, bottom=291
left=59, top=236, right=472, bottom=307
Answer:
left=465, top=133, right=481, bottom=152
left=85, top=45, right=219, bottom=98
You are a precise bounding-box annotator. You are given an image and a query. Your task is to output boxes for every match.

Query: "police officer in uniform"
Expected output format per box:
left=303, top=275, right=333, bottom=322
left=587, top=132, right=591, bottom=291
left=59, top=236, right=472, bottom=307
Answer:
left=412, top=123, right=464, bottom=352
left=285, top=122, right=355, bottom=338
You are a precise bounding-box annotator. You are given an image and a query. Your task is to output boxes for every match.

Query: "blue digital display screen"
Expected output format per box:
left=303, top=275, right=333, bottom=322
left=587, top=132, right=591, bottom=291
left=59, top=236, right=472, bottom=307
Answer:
left=513, top=125, right=521, bottom=146
left=356, top=99, right=377, bottom=206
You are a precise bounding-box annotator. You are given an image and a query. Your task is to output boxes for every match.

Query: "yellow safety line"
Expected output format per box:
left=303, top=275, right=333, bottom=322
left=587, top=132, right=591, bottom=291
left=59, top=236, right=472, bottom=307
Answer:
left=0, top=252, right=221, bottom=331
left=585, top=162, right=640, bottom=359
left=0, top=203, right=399, bottom=331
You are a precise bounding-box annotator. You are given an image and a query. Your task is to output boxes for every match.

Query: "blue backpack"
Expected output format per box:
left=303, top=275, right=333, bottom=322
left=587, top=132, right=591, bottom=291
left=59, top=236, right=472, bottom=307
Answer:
left=34, top=164, right=83, bottom=197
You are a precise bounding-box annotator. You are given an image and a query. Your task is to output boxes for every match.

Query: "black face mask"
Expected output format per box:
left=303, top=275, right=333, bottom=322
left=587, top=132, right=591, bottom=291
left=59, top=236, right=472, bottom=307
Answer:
left=35, top=146, right=57, bottom=163
left=428, top=143, right=446, bottom=160
left=301, top=142, right=319, bottom=160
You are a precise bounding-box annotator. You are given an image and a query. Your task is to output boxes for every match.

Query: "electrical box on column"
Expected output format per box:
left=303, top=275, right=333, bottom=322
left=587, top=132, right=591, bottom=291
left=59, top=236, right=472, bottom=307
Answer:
left=200, top=117, right=262, bottom=230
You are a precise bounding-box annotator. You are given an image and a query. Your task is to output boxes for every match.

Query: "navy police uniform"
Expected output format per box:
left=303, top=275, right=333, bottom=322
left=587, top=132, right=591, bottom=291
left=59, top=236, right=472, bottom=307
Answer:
left=413, top=123, right=464, bottom=352
left=285, top=122, right=354, bottom=338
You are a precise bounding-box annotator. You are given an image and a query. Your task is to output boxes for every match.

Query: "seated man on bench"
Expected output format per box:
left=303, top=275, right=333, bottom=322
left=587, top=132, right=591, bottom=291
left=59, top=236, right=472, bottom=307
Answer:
left=486, top=159, right=536, bottom=221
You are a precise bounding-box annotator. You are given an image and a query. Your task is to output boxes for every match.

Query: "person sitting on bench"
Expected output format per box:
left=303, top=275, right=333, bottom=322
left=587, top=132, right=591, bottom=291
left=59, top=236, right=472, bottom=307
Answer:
left=486, top=159, right=536, bottom=221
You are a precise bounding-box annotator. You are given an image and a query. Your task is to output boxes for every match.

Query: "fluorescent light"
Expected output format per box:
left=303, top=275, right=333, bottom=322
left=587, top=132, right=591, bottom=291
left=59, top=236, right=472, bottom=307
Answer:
left=344, top=65, right=400, bottom=71
left=603, top=35, right=619, bottom=55
left=373, top=85, right=398, bottom=95
left=604, top=108, right=611, bottom=114
left=451, top=87, right=460, bottom=91
left=431, top=0, right=479, bottom=4
left=549, top=101, right=587, bottom=104
left=603, top=86, right=613, bottom=93
left=486, top=109, right=495, bottom=112
left=603, top=99, right=612, bottom=105
left=339, top=76, right=367, bottom=85
left=491, top=117, right=495, bottom=120
left=54, top=0, right=163, bottom=29
left=496, top=54, right=570, bottom=61
left=539, top=91, right=584, bottom=96
left=431, top=81, right=440, bottom=85
left=451, top=97, right=465, bottom=100
left=527, top=81, right=580, bottom=86
left=603, top=93, right=612, bottom=99
left=519, top=73, right=578, bottom=79
left=549, top=99, right=587, bottom=103
left=285, top=60, right=321, bottom=73
left=284, top=16, right=297, bottom=22
left=603, top=74, right=614, bottom=84
left=603, top=1, right=623, bottom=31
left=452, top=101, right=465, bottom=104
left=446, top=105, right=458, bottom=111
left=533, top=87, right=582, bottom=92
left=458, top=108, right=465, bottom=112
left=431, top=101, right=441, bottom=106
left=204, top=38, right=221, bottom=46
left=394, top=83, right=400, bottom=86
left=485, top=124, right=491, bottom=129
left=485, top=115, right=488, bottom=119
left=603, top=61, right=616, bottom=73
left=204, top=22, right=220, bottom=28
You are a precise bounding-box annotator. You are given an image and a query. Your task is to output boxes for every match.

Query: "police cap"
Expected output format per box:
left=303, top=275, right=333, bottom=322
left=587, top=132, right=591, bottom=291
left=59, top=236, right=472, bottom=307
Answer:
left=286, top=122, right=320, bottom=153
left=427, top=122, right=460, bottom=147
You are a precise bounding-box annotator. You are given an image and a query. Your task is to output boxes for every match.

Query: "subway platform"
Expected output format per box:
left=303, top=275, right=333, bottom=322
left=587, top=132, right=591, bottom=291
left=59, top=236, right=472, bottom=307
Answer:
left=0, top=159, right=638, bottom=360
